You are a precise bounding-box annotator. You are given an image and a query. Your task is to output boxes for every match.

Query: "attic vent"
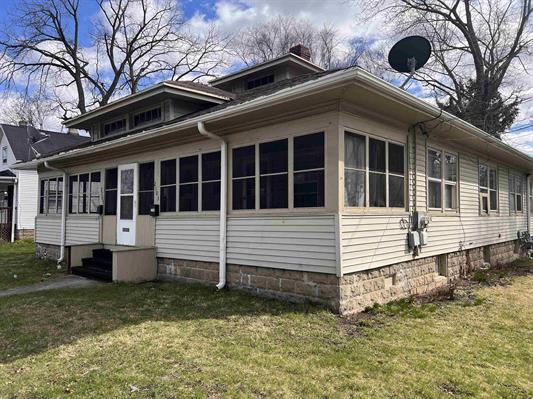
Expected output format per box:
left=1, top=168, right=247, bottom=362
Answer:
left=289, top=44, right=311, bottom=61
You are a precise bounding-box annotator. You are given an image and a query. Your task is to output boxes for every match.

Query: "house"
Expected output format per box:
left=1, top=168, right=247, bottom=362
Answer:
left=15, top=45, right=533, bottom=314
left=0, top=123, right=89, bottom=241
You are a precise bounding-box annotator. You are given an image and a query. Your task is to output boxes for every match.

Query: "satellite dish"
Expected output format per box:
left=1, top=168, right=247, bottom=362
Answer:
left=388, top=36, right=432, bottom=89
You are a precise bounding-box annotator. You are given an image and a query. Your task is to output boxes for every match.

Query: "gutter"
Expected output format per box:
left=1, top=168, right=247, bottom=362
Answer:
left=197, top=121, right=227, bottom=289
left=43, top=161, right=67, bottom=265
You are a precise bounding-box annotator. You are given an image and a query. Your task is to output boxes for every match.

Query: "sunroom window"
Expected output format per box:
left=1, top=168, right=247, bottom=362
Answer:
left=344, top=132, right=405, bottom=208
left=294, top=132, right=324, bottom=208
left=260, top=139, right=288, bottom=209
left=232, top=145, right=255, bottom=210
left=179, top=155, right=199, bottom=212
left=104, top=168, right=118, bottom=215
left=139, top=162, right=155, bottom=215
left=69, top=172, right=100, bottom=214
left=160, top=159, right=176, bottom=212
left=39, top=177, right=63, bottom=215
left=427, top=149, right=457, bottom=211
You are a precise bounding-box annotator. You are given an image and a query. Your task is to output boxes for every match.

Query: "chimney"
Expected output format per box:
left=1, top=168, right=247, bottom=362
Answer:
left=67, top=127, right=79, bottom=135
left=289, top=44, right=311, bottom=61
left=18, top=120, right=28, bottom=127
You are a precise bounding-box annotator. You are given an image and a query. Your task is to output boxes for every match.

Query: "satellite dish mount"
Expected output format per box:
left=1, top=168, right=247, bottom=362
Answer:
left=388, top=36, right=432, bottom=90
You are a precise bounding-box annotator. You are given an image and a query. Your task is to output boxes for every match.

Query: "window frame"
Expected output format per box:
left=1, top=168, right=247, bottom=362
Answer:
left=159, top=158, right=177, bottom=213
left=102, top=116, right=127, bottom=137
left=39, top=176, right=63, bottom=216
left=509, top=172, right=524, bottom=214
left=478, top=162, right=498, bottom=216
left=104, top=167, right=118, bottom=215
left=68, top=171, right=102, bottom=215
left=426, top=147, right=459, bottom=214
left=132, top=105, right=162, bottom=128
left=343, top=130, right=407, bottom=211
left=138, top=161, right=155, bottom=215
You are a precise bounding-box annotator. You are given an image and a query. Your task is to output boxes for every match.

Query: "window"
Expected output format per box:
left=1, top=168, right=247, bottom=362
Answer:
left=179, top=155, right=198, bottom=212
left=69, top=172, right=100, bottom=214
left=529, top=180, right=533, bottom=215
left=160, top=159, right=176, bottom=212
left=103, top=119, right=126, bottom=136
left=133, top=107, right=161, bottom=127
left=294, top=132, right=324, bottom=207
left=510, top=173, right=523, bottom=213
left=479, top=164, right=497, bottom=214
left=247, top=74, right=274, bottom=90
left=232, top=145, right=255, bottom=210
left=138, top=162, right=154, bottom=215
left=104, top=168, right=118, bottom=215
left=202, top=152, right=221, bottom=211
left=344, top=132, right=405, bottom=208
left=260, top=139, right=288, bottom=209
left=427, top=149, right=457, bottom=211
left=1, top=146, right=7, bottom=164
left=39, top=177, right=63, bottom=215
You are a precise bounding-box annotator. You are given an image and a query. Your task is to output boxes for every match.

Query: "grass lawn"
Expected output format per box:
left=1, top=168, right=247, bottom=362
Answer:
left=0, top=240, right=66, bottom=290
left=0, top=243, right=531, bottom=398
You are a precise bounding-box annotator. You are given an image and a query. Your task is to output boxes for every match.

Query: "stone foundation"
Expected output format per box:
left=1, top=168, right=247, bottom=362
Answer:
left=35, top=243, right=62, bottom=262
left=157, top=239, right=526, bottom=314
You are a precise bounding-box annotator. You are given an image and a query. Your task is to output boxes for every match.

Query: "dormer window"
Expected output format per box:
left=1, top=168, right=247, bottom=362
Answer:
left=103, top=118, right=126, bottom=136
left=247, top=74, right=274, bottom=90
left=2, top=146, right=7, bottom=164
left=133, top=107, right=162, bottom=127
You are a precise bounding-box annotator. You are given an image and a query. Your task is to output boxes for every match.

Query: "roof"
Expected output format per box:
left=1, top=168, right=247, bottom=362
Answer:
left=210, top=53, right=325, bottom=86
left=0, top=124, right=90, bottom=162
left=0, top=170, right=15, bottom=177
left=163, top=81, right=237, bottom=100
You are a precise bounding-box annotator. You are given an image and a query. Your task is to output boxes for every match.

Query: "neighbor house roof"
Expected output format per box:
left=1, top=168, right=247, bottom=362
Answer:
left=0, top=124, right=90, bottom=162
left=13, top=67, right=533, bottom=172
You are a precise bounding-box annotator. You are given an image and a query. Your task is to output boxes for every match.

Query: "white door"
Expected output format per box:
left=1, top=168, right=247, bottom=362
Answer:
left=117, top=163, right=137, bottom=246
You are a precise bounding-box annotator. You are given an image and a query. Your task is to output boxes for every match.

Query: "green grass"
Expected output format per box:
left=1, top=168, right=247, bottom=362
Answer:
left=0, top=243, right=531, bottom=398
left=0, top=240, right=66, bottom=290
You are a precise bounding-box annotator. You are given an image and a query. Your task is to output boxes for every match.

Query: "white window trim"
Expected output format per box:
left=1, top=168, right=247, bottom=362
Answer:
left=39, top=177, right=63, bottom=216
left=427, top=147, right=459, bottom=213
left=478, top=162, right=498, bottom=216
left=509, top=171, right=524, bottom=214
left=68, top=171, right=102, bottom=215
left=344, top=130, right=407, bottom=210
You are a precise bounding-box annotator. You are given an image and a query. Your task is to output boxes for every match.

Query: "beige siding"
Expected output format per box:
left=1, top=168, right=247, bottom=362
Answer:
left=155, top=215, right=337, bottom=274
left=66, top=216, right=100, bottom=245
left=35, top=216, right=61, bottom=244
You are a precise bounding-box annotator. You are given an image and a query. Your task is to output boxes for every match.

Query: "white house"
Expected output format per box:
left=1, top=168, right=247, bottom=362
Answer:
left=16, top=45, right=533, bottom=314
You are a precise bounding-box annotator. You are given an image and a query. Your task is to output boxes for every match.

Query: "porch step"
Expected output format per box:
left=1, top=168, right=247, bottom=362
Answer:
left=71, top=266, right=112, bottom=281
left=81, top=257, right=112, bottom=270
left=92, top=248, right=112, bottom=262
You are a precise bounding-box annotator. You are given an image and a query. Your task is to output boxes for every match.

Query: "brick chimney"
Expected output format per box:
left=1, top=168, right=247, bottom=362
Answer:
left=67, top=127, right=79, bottom=135
left=289, top=44, right=311, bottom=61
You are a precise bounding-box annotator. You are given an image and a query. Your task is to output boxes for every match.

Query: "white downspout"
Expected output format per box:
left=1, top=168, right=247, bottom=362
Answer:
left=197, top=121, right=227, bottom=289
left=44, top=161, right=67, bottom=264
left=10, top=177, right=18, bottom=242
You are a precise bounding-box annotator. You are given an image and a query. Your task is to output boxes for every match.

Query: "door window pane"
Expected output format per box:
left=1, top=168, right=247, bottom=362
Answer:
left=428, top=180, right=442, bottom=208
left=369, top=173, right=385, bottom=207
left=294, top=170, right=324, bottom=208
left=345, top=132, right=365, bottom=169
left=369, top=138, right=385, bottom=172
left=120, top=169, right=134, bottom=195
left=260, top=139, right=288, bottom=174
left=294, top=132, right=324, bottom=171
left=260, top=174, right=288, bottom=209
left=345, top=169, right=365, bottom=207
left=389, top=175, right=404, bottom=208
left=428, top=149, right=441, bottom=179
left=388, top=143, right=404, bottom=175
left=120, top=196, right=134, bottom=220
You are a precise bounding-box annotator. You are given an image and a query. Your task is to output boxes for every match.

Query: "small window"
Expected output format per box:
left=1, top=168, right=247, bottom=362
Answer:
left=510, top=173, right=523, bottom=213
left=103, top=119, right=126, bottom=136
left=260, top=139, right=288, bottom=209
left=104, top=168, right=118, bottom=215
left=90, top=172, right=101, bottom=213
left=1, top=146, right=7, bottom=164
left=160, top=160, right=176, bottom=212
left=179, top=155, right=198, bottom=212
left=138, top=162, right=154, bottom=215
left=133, top=107, right=162, bottom=127
left=344, top=132, right=366, bottom=207
left=232, top=145, right=255, bottom=210
left=202, top=152, right=221, bottom=211
left=427, top=148, right=457, bottom=211
left=294, top=132, right=324, bottom=207
left=247, top=74, right=274, bottom=90
left=479, top=163, right=497, bottom=214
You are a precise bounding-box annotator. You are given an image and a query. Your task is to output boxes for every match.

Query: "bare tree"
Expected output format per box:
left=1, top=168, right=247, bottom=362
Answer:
left=0, top=93, right=54, bottom=129
left=356, top=0, right=533, bottom=137
left=0, top=0, right=229, bottom=119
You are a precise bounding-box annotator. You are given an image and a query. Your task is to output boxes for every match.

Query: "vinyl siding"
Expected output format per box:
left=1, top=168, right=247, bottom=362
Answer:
left=341, top=137, right=528, bottom=274
left=35, top=216, right=61, bottom=244
left=155, top=215, right=337, bottom=274
left=66, top=216, right=100, bottom=245
left=16, top=170, right=38, bottom=230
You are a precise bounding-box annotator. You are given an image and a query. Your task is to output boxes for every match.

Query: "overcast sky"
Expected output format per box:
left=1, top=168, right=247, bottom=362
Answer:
left=0, top=0, right=531, bottom=155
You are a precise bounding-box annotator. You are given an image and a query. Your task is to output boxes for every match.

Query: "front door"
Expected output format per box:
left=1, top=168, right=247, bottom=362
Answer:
left=117, top=163, right=137, bottom=246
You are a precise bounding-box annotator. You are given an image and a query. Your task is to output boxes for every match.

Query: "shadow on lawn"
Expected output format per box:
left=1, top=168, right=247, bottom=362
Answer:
left=0, top=281, right=325, bottom=363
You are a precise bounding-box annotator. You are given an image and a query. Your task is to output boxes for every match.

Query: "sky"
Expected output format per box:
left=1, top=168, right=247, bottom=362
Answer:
left=0, top=0, right=531, bottom=155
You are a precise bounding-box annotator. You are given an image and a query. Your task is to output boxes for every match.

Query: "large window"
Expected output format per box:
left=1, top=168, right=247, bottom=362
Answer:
left=69, top=172, right=101, bottom=214
left=160, top=159, right=176, bottom=212
left=202, top=152, right=221, bottom=211
left=294, top=132, right=324, bottom=207
left=232, top=145, right=255, bottom=210
left=39, top=177, right=63, bottom=215
left=344, top=132, right=405, bottom=208
left=260, top=139, right=288, bottom=209
left=479, top=164, right=497, bottom=214
left=104, top=168, right=118, bottom=215
left=427, top=149, right=457, bottom=211
left=133, top=107, right=161, bottom=127
left=139, top=162, right=154, bottom=215
left=510, top=173, right=523, bottom=213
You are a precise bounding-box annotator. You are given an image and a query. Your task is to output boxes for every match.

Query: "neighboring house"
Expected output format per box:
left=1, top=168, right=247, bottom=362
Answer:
left=0, top=123, right=89, bottom=241
left=16, top=45, right=533, bottom=314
